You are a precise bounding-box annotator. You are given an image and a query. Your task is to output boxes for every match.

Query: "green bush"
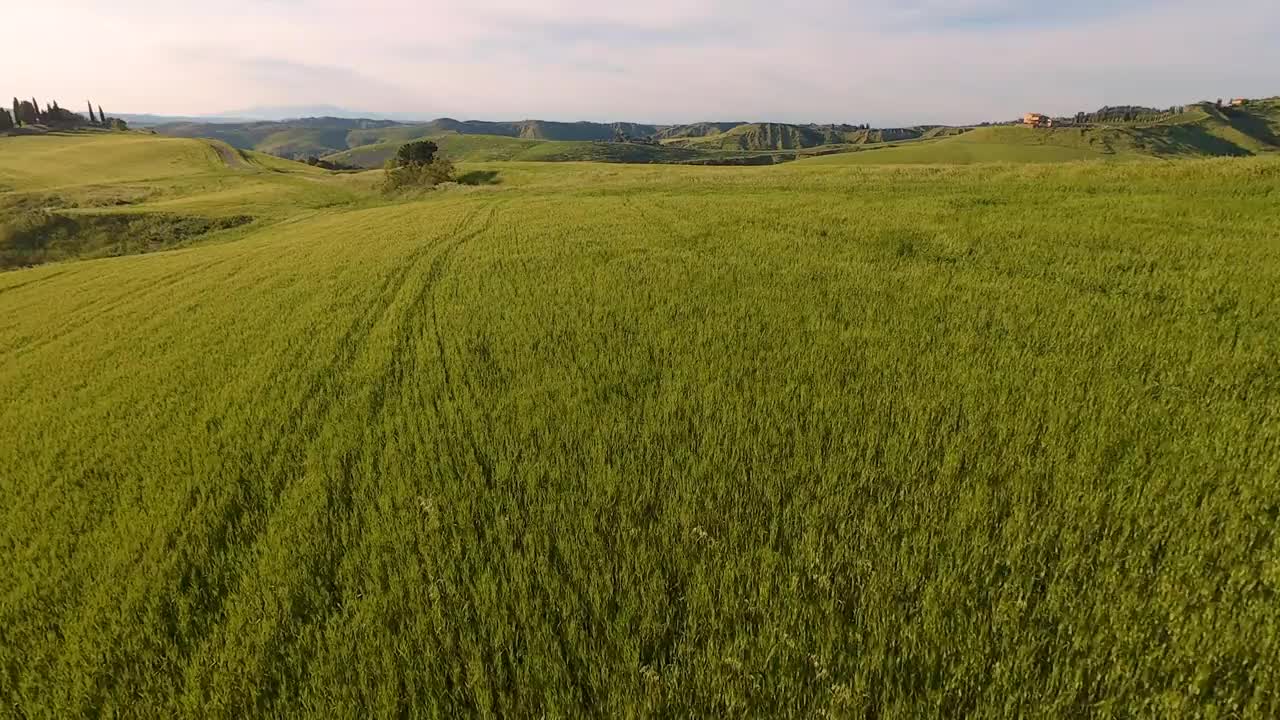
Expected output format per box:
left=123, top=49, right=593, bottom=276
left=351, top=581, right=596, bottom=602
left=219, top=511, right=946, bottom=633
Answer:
left=380, top=156, right=455, bottom=193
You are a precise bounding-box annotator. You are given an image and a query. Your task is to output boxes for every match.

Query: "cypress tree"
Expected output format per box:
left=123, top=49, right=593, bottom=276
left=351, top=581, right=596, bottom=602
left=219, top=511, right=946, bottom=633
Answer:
left=11, top=98, right=19, bottom=127
left=99, top=105, right=106, bottom=124
left=88, top=101, right=97, bottom=124
left=0, top=108, right=12, bottom=132
left=31, top=98, right=41, bottom=123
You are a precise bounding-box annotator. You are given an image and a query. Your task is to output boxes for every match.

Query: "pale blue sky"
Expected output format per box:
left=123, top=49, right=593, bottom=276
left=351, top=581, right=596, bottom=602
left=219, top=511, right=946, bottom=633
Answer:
left=10, top=0, right=1278, bottom=124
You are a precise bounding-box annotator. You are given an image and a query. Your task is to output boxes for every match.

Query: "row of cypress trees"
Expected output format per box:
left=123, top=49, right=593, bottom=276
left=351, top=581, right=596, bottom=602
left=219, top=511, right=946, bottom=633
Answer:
left=1, top=97, right=117, bottom=131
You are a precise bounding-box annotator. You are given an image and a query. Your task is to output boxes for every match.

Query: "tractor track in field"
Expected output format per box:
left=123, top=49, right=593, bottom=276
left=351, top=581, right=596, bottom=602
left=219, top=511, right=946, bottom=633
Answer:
left=353, top=199, right=506, bottom=491
left=8, top=202, right=503, bottom=691
left=425, top=201, right=505, bottom=490
left=0, top=269, right=75, bottom=298
left=250, top=200, right=495, bottom=491
left=166, top=202, right=501, bottom=676
left=170, top=200, right=506, bottom=706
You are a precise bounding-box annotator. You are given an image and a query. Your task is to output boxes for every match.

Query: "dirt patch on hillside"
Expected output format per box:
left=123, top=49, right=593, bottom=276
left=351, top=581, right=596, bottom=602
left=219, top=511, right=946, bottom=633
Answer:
left=206, top=140, right=251, bottom=168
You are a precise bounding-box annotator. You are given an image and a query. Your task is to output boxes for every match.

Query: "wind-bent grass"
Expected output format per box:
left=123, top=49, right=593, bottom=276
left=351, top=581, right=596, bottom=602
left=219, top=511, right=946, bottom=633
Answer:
left=1, top=135, right=1279, bottom=717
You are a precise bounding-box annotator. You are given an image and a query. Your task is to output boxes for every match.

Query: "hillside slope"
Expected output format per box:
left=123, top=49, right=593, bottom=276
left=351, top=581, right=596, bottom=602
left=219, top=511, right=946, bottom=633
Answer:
left=0, top=133, right=368, bottom=268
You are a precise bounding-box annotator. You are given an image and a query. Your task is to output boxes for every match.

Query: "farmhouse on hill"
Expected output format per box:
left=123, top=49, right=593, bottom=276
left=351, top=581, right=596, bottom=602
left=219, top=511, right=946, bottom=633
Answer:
left=1023, top=113, right=1052, bottom=128
left=1231, top=98, right=1248, bottom=107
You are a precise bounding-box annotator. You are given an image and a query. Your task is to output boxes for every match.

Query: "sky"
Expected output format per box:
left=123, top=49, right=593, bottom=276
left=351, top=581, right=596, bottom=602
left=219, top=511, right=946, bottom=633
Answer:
left=7, top=0, right=1279, bottom=125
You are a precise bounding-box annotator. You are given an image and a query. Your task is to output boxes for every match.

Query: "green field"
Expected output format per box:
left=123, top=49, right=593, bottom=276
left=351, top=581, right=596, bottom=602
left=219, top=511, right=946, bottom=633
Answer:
left=2, top=133, right=1279, bottom=717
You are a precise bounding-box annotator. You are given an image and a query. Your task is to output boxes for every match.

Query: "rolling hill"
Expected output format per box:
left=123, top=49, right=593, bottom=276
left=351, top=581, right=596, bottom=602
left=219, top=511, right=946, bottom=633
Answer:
left=154, top=117, right=666, bottom=159
left=0, top=133, right=367, bottom=268
left=152, top=117, right=404, bottom=158
left=323, top=133, right=797, bottom=167
left=661, top=124, right=956, bottom=151
left=137, top=96, right=1280, bottom=169
left=803, top=100, right=1280, bottom=165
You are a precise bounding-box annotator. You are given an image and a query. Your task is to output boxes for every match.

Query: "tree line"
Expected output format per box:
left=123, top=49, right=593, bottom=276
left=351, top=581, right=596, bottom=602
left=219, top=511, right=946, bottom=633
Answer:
left=0, top=96, right=126, bottom=132
left=1071, top=106, right=1186, bottom=125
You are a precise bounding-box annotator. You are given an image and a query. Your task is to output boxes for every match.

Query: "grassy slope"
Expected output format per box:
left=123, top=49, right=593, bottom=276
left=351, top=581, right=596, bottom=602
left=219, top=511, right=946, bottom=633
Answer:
left=344, top=124, right=436, bottom=149
left=0, top=133, right=227, bottom=189
left=254, top=127, right=355, bottom=158
left=803, top=127, right=1124, bottom=165
left=2, top=133, right=1280, bottom=716
left=0, top=133, right=375, bottom=266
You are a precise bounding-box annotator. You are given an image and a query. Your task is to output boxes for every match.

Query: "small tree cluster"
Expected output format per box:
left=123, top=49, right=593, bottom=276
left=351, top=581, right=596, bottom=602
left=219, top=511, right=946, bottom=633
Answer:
left=381, top=140, right=455, bottom=192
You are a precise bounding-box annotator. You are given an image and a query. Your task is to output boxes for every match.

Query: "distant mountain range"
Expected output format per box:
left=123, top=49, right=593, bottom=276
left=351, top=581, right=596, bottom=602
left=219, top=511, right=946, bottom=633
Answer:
left=122, top=106, right=435, bottom=125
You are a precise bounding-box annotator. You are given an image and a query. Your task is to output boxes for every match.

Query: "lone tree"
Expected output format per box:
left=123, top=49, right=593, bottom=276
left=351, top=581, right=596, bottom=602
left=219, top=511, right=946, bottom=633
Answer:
left=383, top=140, right=454, bottom=192
left=395, top=140, right=439, bottom=166
left=0, top=108, right=12, bottom=132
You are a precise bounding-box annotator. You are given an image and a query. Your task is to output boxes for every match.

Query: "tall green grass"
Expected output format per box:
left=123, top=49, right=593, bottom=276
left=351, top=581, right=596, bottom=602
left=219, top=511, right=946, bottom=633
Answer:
left=1, top=137, right=1278, bottom=717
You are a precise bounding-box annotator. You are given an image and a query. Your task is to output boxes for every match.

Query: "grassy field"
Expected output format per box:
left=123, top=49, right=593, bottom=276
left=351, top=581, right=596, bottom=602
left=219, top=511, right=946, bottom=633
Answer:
left=2, top=133, right=1279, bottom=717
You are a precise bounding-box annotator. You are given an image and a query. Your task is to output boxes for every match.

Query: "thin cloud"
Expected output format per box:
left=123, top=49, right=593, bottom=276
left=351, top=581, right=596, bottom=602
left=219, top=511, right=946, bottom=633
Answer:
left=6, top=0, right=1278, bottom=124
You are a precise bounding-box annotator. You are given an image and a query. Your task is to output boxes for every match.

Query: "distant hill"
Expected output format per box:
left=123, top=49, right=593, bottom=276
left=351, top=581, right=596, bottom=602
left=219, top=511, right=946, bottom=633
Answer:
left=153, top=117, right=406, bottom=158
left=653, top=122, right=750, bottom=140
left=152, top=116, right=935, bottom=167
left=323, top=133, right=798, bottom=167
left=801, top=100, right=1280, bottom=165
left=661, top=124, right=956, bottom=151
left=153, top=118, right=665, bottom=159
left=150, top=99, right=1280, bottom=167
